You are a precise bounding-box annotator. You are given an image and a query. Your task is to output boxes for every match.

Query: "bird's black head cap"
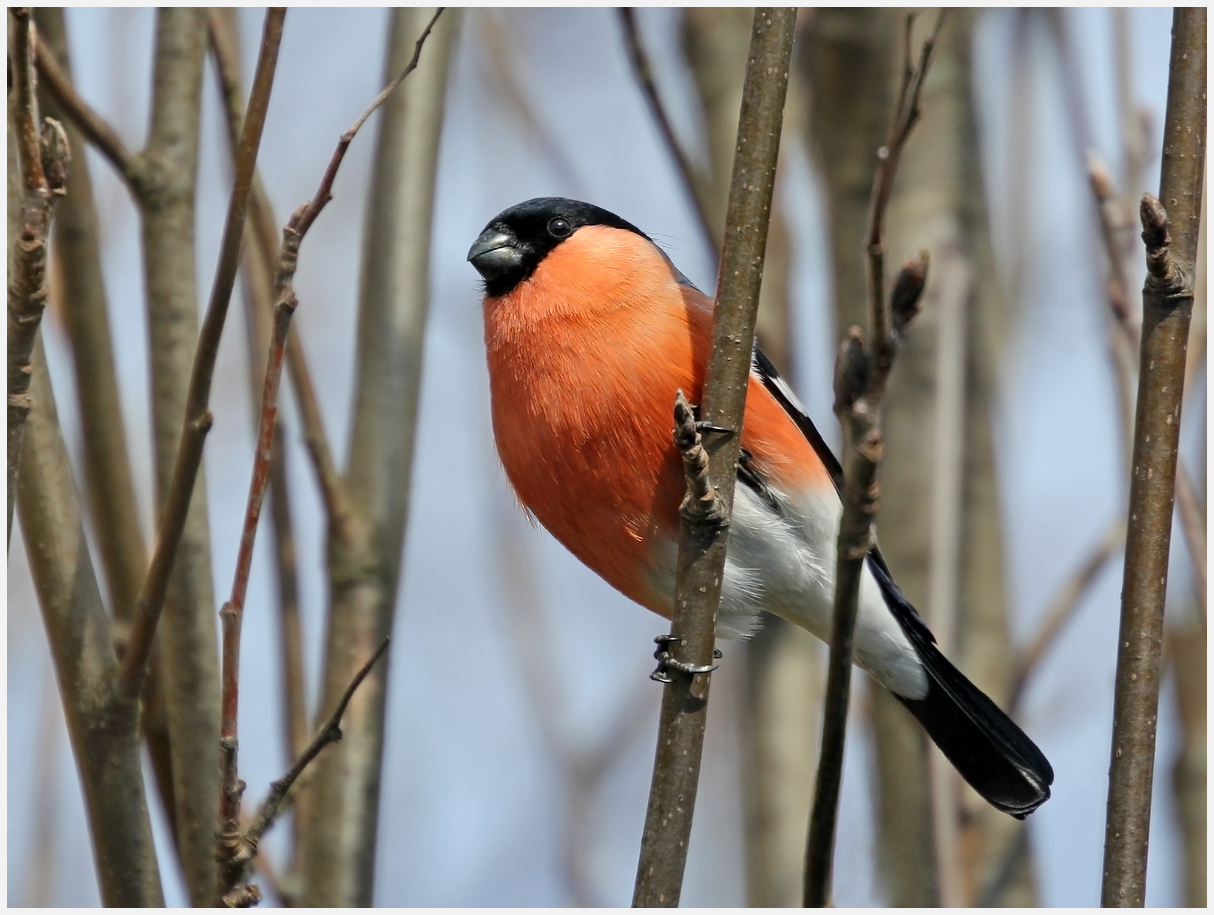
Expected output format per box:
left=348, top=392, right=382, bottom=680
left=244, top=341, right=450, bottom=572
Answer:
left=467, top=197, right=647, bottom=298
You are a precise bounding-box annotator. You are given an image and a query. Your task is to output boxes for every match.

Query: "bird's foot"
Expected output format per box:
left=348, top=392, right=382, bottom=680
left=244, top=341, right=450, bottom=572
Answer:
left=650, top=634, right=723, bottom=683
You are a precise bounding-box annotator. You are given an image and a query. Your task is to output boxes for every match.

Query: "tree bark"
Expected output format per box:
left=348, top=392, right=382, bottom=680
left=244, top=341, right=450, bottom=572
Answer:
left=139, top=9, right=221, bottom=904
left=298, top=9, right=455, bottom=904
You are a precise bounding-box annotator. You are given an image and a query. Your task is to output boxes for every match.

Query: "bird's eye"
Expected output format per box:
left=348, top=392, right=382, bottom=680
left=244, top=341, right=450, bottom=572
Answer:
left=547, top=217, right=572, bottom=238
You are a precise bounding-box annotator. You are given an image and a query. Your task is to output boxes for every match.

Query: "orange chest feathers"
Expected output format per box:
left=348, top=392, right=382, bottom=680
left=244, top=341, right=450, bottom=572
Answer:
left=482, top=229, right=701, bottom=604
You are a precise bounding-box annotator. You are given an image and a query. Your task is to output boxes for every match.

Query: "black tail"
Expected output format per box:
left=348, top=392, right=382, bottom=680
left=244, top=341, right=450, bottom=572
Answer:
left=867, top=555, right=1054, bottom=818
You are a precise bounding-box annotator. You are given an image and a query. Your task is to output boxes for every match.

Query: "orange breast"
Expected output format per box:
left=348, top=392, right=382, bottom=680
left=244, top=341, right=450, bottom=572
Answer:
left=483, top=226, right=831, bottom=617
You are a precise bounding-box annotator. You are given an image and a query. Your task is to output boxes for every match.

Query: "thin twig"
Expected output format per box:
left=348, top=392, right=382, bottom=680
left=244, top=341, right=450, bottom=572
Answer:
left=864, top=9, right=945, bottom=379
left=1102, top=10, right=1205, bottom=905
left=632, top=9, right=795, bottom=907
left=804, top=14, right=939, bottom=905
left=294, top=6, right=445, bottom=240
left=205, top=7, right=351, bottom=527
left=207, top=2, right=311, bottom=770
left=8, top=8, right=70, bottom=545
left=214, top=639, right=389, bottom=906
left=118, top=8, right=285, bottom=699
left=1010, top=520, right=1125, bottom=710
left=618, top=8, right=718, bottom=253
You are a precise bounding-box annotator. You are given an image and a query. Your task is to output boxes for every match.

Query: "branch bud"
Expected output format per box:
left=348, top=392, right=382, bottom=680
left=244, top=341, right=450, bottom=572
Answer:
left=890, top=250, right=929, bottom=335
left=833, top=327, right=870, bottom=414
left=39, top=118, right=70, bottom=196
left=1140, top=193, right=1172, bottom=281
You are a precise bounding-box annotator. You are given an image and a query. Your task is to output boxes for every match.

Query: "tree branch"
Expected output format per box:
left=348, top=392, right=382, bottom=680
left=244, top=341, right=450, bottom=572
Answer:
left=631, top=9, right=796, bottom=907
left=1101, top=9, right=1205, bottom=906
left=8, top=8, right=69, bottom=545
left=618, top=8, right=718, bottom=253
left=17, top=340, right=164, bottom=906
left=804, top=14, right=939, bottom=905
left=33, top=36, right=143, bottom=189
left=119, top=5, right=283, bottom=698
left=215, top=640, right=389, bottom=907
left=297, top=8, right=453, bottom=904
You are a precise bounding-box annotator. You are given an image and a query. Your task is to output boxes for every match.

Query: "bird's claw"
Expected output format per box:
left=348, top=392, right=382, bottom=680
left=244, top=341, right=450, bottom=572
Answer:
left=650, top=634, right=722, bottom=682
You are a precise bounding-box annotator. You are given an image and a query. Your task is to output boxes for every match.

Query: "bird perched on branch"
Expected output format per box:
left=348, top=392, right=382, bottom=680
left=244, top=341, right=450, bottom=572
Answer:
left=468, top=196, right=1053, bottom=817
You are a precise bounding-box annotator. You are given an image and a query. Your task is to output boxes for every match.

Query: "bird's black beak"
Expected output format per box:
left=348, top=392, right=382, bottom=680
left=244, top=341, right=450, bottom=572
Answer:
left=467, top=227, right=523, bottom=282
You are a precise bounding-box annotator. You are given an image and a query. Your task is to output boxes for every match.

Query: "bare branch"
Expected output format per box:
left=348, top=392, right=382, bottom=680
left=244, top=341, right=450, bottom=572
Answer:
left=632, top=9, right=796, bottom=907
left=8, top=8, right=70, bottom=545
left=34, top=36, right=142, bottom=188
left=805, top=16, right=938, bottom=905
left=216, top=639, right=388, bottom=907
left=298, top=8, right=453, bottom=904
left=205, top=6, right=351, bottom=530
left=17, top=340, right=164, bottom=905
left=119, top=6, right=284, bottom=698
left=1102, top=9, right=1206, bottom=906
left=618, top=8, right=718, bottom=253
left=1011, top=520, right=1125, bottom=710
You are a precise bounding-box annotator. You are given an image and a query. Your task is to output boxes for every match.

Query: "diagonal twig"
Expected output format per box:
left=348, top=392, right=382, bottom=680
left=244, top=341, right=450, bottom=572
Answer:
left=618, top=7, right=718, bottom=253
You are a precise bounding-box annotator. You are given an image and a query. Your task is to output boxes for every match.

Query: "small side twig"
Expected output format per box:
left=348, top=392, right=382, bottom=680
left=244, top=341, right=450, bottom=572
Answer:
left=1010, top=519, right=1125, bottom=711
left=33, top=37, right=141, bottom=187
left=216, top=640, right=389, bottom=907
left=618, top=8, right=718, bottom=253
left=1102, top=9, right=1205, bottom=906
left=804, top=13, right=939, bottom=906
left=632, top=9, right=795, bottom=907
left=8, top=8, right=70, bottom=545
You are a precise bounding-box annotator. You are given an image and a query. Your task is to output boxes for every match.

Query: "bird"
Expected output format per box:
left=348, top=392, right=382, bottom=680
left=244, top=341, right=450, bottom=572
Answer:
left=467, top=196, right=1053, bottom=817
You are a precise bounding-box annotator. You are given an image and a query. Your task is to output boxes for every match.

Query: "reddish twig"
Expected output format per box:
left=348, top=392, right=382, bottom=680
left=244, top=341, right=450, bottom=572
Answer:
left=117, top=8, right=285, bottom=700
left=8, top=9, right=70, bottom=545
left=213, top=12, right=444, bottom=903
left=804, top=13, right=940, bottom=905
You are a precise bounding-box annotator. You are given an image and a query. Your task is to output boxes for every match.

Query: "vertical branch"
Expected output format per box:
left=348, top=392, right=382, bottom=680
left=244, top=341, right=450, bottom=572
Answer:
left=17, top=340, right=164, bottom=906
left=632, top=9, right=795, bottom=907
left=32, top=4, right=185, bottom=864
left=804, top=13, right=941, bottom=907
left=1101, top=10, right=1206, bottom=906
left=293, top=9, right=452, bottom=905
left=8, top=8, right=69, bottom=545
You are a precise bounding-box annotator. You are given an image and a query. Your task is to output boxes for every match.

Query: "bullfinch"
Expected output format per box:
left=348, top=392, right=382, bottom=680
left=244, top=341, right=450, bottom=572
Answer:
left=468, top=196, right=1052, bottom=817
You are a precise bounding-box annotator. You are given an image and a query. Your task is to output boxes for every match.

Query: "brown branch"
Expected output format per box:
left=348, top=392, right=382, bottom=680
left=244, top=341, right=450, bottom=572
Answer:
left=864, top=10, right=945, bottom=380
left=33, top=36, right=142, bottom=188
left=119, top=7, right=285, bottom=698
left=8, top=8, right=70, bottom=545
left=295, top=6, right=444, bottom=240
left=17, top=340, right=164, bottom=905
left=618, top=8, right=718, bottom=253
left=207, top=8, right=350, bottom=528
left=1010, top=520, right=1125, bottom=710
left=632, top=9, right=795, bottom=907
left=804, top=15, right=938, bottom=904
left=1102, top=9, right=1206, bottom=906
